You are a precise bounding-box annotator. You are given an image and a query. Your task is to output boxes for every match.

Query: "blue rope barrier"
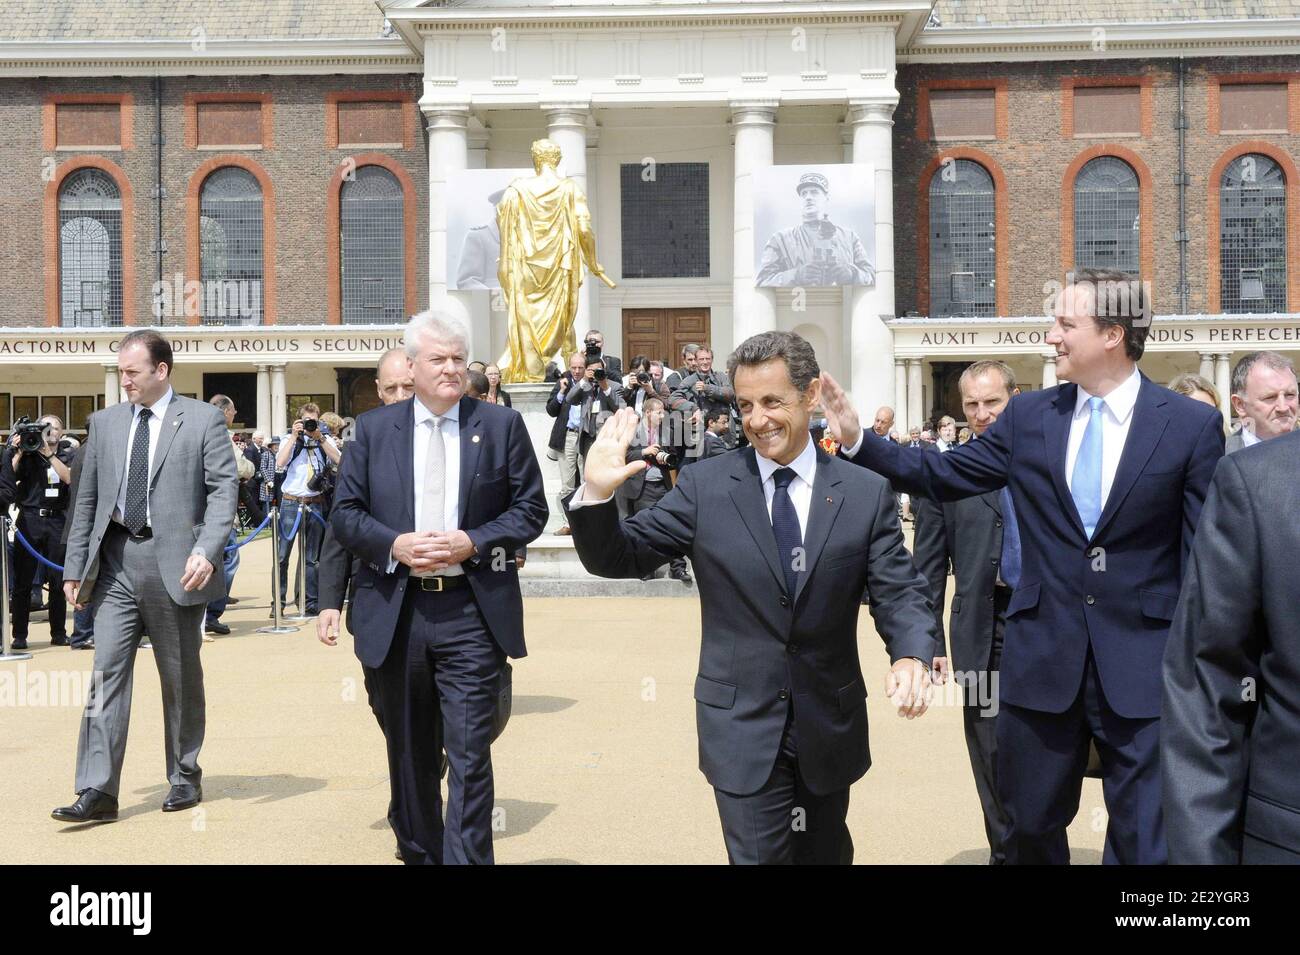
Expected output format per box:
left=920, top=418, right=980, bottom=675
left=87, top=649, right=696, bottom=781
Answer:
left=225, top=512, right=272, bottom=552
left=309, top=509, right=329, bottom=530
left=282, top=505, right=305, bottom=543
left=13, top=526, right=65, bottom=573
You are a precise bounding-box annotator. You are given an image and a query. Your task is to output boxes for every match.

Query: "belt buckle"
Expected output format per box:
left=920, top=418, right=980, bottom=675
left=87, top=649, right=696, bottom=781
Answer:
left=419, top=576, right=445, bottom=593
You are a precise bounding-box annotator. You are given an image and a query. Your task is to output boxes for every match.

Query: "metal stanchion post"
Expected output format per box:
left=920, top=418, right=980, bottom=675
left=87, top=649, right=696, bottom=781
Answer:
left=284, top=506, right=312, bottom=621
left=256, top=505, right=299, bottom=634
left=1, top=514, right=33, bottom=661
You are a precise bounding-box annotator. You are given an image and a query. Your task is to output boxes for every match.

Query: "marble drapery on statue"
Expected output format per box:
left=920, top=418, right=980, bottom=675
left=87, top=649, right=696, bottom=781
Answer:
left=496, top=139, right=615, bottom=383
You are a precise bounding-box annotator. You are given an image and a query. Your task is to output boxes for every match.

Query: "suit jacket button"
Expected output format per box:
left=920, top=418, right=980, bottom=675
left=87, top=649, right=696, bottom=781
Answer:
left=995, top=519, right=1003, bottom=528
left=777, top=689, right=789, bottom=701
left=779, top=595, right=790, bottom=608
left=787, top=643, right=799, bottom=654
left=990, top=558, right=999, bottom=565
left=1085, top=594, right=1095, bottom=605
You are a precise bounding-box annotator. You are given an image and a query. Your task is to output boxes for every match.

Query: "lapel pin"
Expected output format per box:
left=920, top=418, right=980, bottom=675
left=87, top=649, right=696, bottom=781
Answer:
left=826, top=496, right=833, bottom=504
left=472, top=435, right=481, bottom=443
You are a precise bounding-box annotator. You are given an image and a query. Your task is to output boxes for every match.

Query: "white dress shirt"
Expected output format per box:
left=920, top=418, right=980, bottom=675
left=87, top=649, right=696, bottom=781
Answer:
left=113, top=387, right=173, bottom=528
left=1241, top=427, right=1261, bottom=448
left=410, top=396, right=463, bottom=577
left=1064, top=365, right=1141, bottom=510
left=753, top=435, right=817, bottom=542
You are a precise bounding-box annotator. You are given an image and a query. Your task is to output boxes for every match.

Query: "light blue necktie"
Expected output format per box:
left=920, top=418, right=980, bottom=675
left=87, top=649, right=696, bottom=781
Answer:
left=1071, top=396, right=1105, bottom=539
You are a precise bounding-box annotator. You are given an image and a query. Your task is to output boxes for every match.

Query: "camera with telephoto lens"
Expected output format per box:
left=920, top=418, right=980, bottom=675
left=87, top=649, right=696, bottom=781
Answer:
left=584, top=338, right=602, bottom=362
left=636, top=372, right=651, bottom=385
left=12, top=416, right=49, bottom=454
left=592, top=368, right=606, bottom=382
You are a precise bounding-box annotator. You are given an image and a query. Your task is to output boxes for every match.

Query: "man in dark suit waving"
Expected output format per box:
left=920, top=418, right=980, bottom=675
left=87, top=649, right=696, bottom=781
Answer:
left=822, top=268, right=1224, bottom=864
left=1162, top=431, right=1300, bottom=863
left=331, top=311, right=547, bottom=865
left=565, top=331, right=936, bottom=865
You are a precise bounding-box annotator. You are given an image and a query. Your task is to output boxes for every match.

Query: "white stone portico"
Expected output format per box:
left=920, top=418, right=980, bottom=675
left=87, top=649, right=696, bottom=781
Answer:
left=385, top=0, right=928, bottom=417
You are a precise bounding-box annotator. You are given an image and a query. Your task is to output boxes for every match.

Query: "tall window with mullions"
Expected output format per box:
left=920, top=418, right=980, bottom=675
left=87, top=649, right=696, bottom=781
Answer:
left=620, top=162, right=709, bottom=279
left=199, top=166, right=264, bottom=325
left=1220, top=153, right=1286, bottom=314
left=58, top=168, right=123, bottom=327
left=929, top=159, right=996, bottom=317
left=1073, top=156, right=1140, bottom=274
left=340, top=165, right=405, bottom=324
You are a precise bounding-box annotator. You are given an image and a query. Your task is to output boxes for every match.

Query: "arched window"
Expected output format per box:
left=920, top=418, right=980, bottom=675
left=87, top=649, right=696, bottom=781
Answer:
left=1220, top=153, right=1286, bottom=313
left=59, top=169, right=123, bottom=327
left=199, top=166, right=264, bottom=325
left=1073, top=156, right=1140, bottom=273
left=340, top=165, right=405, bottom=324
left=929, top=159, right=996, bottom=317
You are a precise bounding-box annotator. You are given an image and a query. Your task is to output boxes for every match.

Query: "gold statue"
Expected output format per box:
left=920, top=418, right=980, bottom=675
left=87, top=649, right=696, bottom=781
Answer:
left=496, top=138, right=616, bottom=383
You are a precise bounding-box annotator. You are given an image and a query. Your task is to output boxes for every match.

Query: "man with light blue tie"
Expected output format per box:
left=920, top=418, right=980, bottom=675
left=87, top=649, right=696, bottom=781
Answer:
left=823, top=268, right=1224, bottom=864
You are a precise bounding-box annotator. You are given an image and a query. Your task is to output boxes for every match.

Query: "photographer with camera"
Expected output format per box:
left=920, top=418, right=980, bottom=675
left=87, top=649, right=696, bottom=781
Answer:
left=0, top=415, right=76, bottom=649
left=273, top=401, right=341, bottom=616
left=620, top=354, right=671, bottom=415
left=582, top=329, right=623, bottom=382
left=565, top=355, right=627, bottom=461
left=671, top=346, right=736, bottom=447
left=614, top=397, right=691, bottom=584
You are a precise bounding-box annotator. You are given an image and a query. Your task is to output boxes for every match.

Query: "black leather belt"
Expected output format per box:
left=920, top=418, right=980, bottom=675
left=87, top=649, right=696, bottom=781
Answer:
left=109, top=521, right=152, bottom=540
left=412, top=575, right=468, bottom=593
left=23, top=507, right=65, bottom=518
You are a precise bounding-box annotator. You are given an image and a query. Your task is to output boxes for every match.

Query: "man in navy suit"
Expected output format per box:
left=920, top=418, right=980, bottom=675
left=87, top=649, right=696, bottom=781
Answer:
left=822, top=268, right=1224, bottom=864
left=331, top=311, right=547, bottom=865
left=566, top=331, right=937, bottom=864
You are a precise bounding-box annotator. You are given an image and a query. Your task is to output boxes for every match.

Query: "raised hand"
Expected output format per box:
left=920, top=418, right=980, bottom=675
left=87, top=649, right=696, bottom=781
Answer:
left=818, top=373, right=862, bottom=451
left=583, top=407, right=647, bottom=501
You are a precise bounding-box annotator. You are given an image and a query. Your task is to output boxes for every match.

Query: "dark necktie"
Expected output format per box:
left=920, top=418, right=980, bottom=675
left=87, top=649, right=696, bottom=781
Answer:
left=124, top=407, right=153, bottom=533
left=771, top=467, right=801, bottom=597
left=999, top=486, right=1022, bottom=590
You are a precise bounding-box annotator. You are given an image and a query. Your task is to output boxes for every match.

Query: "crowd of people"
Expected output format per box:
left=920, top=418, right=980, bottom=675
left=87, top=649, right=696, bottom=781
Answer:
left=8, top=268, right=1299, bottom=864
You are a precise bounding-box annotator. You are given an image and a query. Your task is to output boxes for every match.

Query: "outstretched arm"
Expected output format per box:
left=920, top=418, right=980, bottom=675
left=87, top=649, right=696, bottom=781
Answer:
left=821, top=372, right=1011, bottom=501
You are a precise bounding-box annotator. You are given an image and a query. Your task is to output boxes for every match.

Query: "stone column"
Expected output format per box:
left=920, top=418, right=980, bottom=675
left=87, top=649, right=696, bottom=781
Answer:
left=546, top=100, right=597, bottom=354
left=1214, top=352, right=1233, bottom=422
left=422, top=102, right=477, bottom=355
left=103, top=363, right=120, bottom=408
left=255, top=363, right=272, bottom=437
left=269, top=363, right=287, bottom=438
left=730, top=98, right=778, bottom=346
left=1198, top=351, right=1215, bottom=381
left=907, top=358, right=924, bottom=432
left=1042, top=353, right=1058, bottom=389
left=847, top=98, right=898, bottom=420
left=894, top=356, right=908, bottom=435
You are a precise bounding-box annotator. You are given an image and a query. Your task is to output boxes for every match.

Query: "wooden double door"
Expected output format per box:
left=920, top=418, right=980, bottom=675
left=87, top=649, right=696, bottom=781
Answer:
left=621, top=307, right=711, bottom=368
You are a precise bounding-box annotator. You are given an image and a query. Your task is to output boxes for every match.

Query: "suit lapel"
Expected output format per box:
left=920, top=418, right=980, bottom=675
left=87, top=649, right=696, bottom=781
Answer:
left=1042, top=383, right=1087, bottom=540
left=980, top=488, right=1002, bottom=517
left=1092, top=375, right=1168, bottom=542
left=392, top=398, right=415, bottom=530
left=794, top=449, right=844, bottom=606
left=457, top=396, right=482, bottom=525
left=727, top=450, right=787, bottom=594
left=148, top=396, right=184, bottom=486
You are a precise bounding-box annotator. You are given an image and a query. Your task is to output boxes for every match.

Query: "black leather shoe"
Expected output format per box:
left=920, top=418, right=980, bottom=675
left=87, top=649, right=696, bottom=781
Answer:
left=10, top=638, right=27, bottom=651
left=670, top=568, right=693, bottom=585
left=51, top=635, right=69, bottom=647
left=71, top=641, right=94, bottom=651
left=204, top=621, right=231, bottom=635
left=162, top=783, right=202, bottom=812
left=52, top=788, right=118, bottom=823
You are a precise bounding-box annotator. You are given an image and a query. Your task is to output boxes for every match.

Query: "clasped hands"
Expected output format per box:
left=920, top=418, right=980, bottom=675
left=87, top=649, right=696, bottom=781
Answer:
left=391, top=529, right=476, bottom=575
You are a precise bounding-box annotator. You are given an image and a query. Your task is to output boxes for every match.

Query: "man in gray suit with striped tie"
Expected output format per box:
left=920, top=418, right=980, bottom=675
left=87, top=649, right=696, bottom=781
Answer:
left=53, top=329, right=239, bottom=823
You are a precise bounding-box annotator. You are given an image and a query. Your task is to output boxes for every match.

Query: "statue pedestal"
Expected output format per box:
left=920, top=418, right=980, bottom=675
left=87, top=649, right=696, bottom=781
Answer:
left=504, top=382, right=565, bottom=533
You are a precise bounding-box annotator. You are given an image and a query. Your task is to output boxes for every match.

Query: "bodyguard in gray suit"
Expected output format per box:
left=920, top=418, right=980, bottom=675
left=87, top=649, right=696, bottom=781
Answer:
left=53, top=329, right=238, bottom=823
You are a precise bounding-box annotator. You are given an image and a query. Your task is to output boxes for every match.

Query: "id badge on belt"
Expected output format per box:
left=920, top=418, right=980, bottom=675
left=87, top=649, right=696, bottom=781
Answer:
left=45, top=465, right=59, bottom=498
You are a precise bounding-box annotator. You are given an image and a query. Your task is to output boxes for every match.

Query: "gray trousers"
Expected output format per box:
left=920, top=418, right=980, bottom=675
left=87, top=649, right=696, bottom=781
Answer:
left=74, top=528, right=207, bottom=799
left=557, top=429, right=582, bottom=519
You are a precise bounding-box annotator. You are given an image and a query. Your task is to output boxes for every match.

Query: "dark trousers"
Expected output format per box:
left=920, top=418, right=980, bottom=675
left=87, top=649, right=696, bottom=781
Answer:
left=960, top=588, right=1010, bottom=864
left=712, top=713, right=853, bottom=865
left=205, top=529, right=239, bottom=624
left=627, top=479, right=687, bottom=577
left=277, top=500, right=323, bottom=611
left=376, top=583, right=505, bottom=865
left=11, top=514, right=66, bottom=641
left=997, top=646, right=1165, bottom=865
